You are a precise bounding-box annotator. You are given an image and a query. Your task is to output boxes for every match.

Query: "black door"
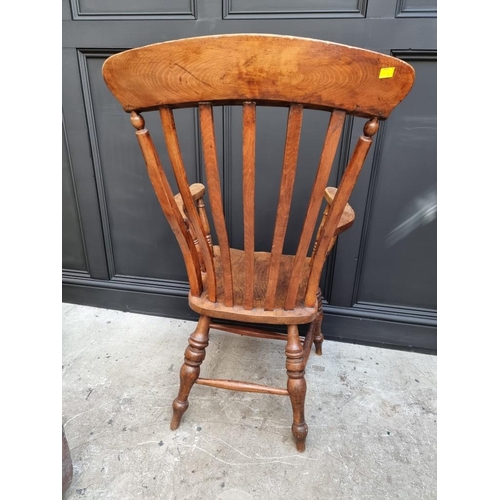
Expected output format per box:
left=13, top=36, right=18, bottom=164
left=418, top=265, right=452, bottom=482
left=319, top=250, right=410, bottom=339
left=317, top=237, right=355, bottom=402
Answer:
left=62, top=0, right=437, bottom=352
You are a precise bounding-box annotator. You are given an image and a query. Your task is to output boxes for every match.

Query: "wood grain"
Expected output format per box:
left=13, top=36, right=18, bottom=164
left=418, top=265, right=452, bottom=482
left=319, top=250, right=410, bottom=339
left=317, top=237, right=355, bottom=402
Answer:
left=197, top=197, right=213, bottom=262
left=134, top=122, right=202, bottom=296
left=159, top=107, right=215, bottom=300
left=171, top=316, right=211, bottom=430
left=302, top=321, right=315, bottom=366
left=103, top=34, right=415, bottom=118
left=285, top=110, right=345, bottom=310
left=199, top=103, right=234, bottom=307
left=173, top=183, right=208, bottom=272
left=210, top=322, right=293, bottom=342
left=196, top=378, right=288, bottom=396
left=103, top=36, right=415, bottom=453
left=189, top=246, right=317, bottom=325
left=286, top=324, right=308, bottom=452
left=305, top=118, right=378, bottom=307
left=173, top=183, right=205, bottom=215
left=264, top=104, right=303, bottom=310
left=242, top=102, right=256, bottom=310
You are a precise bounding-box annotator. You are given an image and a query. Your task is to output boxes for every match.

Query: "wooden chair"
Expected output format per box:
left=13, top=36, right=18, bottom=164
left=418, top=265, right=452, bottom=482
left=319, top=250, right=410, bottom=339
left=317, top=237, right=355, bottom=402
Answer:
left=102, top=34, right=415, bottom=451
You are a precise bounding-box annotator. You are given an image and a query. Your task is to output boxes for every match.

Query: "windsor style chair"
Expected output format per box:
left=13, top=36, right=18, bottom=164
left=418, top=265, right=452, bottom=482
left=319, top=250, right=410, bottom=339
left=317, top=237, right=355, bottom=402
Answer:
left=102, top=34, right=415, bottom=452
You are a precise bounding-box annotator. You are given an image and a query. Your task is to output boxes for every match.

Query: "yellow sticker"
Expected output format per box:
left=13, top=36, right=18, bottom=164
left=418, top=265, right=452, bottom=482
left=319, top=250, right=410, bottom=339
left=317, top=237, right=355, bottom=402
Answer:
left=379, top=67, right=395, bottom=79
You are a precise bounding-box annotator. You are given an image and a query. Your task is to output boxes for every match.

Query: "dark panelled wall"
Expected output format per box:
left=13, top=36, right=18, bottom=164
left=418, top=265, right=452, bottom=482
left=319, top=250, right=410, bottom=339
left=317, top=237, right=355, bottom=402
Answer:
left=62, top=0, right=437, bottom=353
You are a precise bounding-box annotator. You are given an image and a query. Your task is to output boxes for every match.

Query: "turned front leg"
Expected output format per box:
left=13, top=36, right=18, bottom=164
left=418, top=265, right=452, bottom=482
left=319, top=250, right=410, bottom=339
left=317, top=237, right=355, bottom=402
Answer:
left=286, top=324, right=308, bottom=452
left=171, top=316, right=211, bottom=430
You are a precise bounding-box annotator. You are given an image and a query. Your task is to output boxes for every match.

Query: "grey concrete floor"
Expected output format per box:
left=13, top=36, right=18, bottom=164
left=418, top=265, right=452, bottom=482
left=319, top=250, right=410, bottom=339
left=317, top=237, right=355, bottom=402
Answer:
left=62, top=304, right=436, bottom=500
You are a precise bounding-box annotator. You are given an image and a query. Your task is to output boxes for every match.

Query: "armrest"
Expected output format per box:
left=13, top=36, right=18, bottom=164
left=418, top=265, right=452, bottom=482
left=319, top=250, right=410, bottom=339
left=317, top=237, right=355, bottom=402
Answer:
left=324, top=187, right=355, bottom=235
left=173, top=183, right=212, bottom=270
left=173, top=183, right=206, bottom=218
left=311, top=187, right=356, bottom=259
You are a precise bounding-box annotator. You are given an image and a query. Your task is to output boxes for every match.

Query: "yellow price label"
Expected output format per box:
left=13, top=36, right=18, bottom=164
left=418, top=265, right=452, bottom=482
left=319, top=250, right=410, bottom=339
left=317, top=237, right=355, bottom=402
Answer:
left=379, top=67, right=395, bottom=79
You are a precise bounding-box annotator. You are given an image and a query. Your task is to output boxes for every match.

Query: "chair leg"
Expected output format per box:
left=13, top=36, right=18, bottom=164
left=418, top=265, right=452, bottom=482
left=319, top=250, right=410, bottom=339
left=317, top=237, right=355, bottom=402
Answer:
left=286, top=324, right=308, bottom=452
left=314, top=290, right=325, bottom=356
left=170, top=315, right=211, bottom=430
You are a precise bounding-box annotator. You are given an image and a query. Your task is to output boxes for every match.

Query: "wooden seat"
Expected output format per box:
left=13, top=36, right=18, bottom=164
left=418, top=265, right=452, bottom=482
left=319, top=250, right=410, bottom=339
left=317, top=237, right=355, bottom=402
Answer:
left=189, top=188, right=355, bottom=324
left=102, top=34, right=415, bottom=451
left=191, top=245, right=315, bottom=324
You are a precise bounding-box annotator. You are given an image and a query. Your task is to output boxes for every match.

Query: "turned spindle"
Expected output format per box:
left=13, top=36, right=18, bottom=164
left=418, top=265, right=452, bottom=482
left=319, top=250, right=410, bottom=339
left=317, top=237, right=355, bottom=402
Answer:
left=130, top=111, right=145, bottom=130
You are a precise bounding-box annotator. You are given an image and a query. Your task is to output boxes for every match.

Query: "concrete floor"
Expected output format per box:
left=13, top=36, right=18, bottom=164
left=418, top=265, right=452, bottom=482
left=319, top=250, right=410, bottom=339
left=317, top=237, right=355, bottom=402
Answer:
left=62, top=304, right=437, bottom=500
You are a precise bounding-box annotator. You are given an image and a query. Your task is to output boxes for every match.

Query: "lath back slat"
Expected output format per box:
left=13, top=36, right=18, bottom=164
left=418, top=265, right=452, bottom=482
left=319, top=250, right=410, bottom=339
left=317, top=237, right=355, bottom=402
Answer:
left=304, top=118, right=379, bottom=307
left=264, top=104, right=303, bottom=311
left=131, top=113, right=202, bottom=296
left=159, top=106, right=217, bottom=301
left=284, top=110, right=346, bottom=310
left=242, top=102, right=256, bottom=310
left=199, top=103, right=234, bottom=307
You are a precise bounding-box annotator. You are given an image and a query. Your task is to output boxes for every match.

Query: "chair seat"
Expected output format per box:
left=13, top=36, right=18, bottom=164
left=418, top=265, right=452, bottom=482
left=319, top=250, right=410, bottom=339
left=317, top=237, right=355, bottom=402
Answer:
left=189, top=246, right=316, bottom=324
left=189, top=196, right=354, bottom=325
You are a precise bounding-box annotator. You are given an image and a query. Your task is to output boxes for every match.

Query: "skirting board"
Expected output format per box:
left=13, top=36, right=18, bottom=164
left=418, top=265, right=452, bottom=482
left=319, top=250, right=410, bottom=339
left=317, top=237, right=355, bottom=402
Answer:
left=63, top=281, right=436, bottom=354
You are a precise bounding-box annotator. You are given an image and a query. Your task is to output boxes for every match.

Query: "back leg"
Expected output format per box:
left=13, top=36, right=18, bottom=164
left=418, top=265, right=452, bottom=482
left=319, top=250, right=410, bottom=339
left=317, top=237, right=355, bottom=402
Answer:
left=286, top=324, right=308, bottom=452
left=171, top=316, right=211, bottom=430
left=314, top=289, right=325, bottom=355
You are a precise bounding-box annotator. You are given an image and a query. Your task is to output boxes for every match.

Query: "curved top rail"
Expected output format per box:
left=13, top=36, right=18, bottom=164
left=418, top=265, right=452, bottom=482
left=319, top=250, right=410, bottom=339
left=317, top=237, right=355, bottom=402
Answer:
left=103, top=34, right=414, bottom=118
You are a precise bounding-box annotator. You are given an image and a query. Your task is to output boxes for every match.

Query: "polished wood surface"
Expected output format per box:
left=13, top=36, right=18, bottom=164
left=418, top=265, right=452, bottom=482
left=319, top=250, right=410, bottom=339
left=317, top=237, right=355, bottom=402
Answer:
left=103, top=34, right=415, bottom=452
left=173, top=183, right=207, bottom=273
left=199, top=103, right=234, bottom=306
left=103, top=34, right=415, bottom=118
left=242, top=102, right=256, bottom=310
left=196, top=378, right=288, bottom=396
left=306, top=118, right=378, bottom=306
left=173, top=183, right=205, bottom=215
left=170, top=316, right=210, bottom=431
left=264, top=104, right=303, bottom=311
left=160, top=107, right=216, bottom=300
left=133, top=115, right=202, bottom=296
left=210, top=322, right=294, bottom=342
left=285, top=110, right=345, bottom=310
left=286, top=324, right=308, bottom=452
left=189, top=246, right=315, bottom=325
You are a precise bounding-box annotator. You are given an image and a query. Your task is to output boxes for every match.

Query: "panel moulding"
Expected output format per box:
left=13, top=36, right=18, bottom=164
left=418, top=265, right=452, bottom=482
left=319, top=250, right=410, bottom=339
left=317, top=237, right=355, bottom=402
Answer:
left=223, top=0, right=366, bottom=19
left=71, top=0, right=196, bottom=20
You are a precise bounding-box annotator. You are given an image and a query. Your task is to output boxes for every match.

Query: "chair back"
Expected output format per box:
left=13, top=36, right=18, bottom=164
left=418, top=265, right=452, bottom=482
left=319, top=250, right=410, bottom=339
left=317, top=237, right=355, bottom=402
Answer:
left=102, top=34, right=415, bottom=312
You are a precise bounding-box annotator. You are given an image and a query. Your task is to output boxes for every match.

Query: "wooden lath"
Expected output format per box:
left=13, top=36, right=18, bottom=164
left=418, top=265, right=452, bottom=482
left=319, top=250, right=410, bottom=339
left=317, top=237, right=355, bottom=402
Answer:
left=284, top=109, right=346, bottom=310
left=159, top=107, right=217, bottom=301
left=199, top=103, right=234, bottom=307
left=264, top=104, right=303, bottom=310
left=242, top=102, right=256, bottom=310
left=136, top=104, right=378, bottom=315
left=130, top=112, right=202, bottom=296
left=305, top=117, right=380, bottom=307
